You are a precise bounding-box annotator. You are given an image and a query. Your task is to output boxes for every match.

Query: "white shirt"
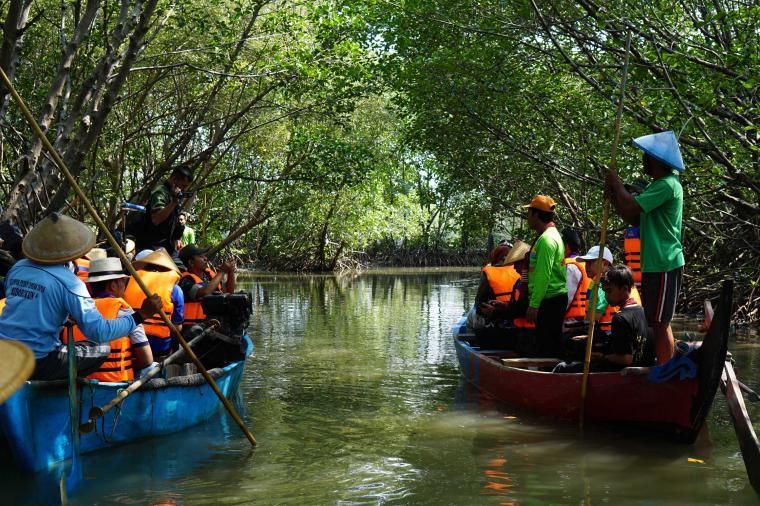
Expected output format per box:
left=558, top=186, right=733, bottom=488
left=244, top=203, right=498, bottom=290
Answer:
left=565, top=262, right=582, bottom=310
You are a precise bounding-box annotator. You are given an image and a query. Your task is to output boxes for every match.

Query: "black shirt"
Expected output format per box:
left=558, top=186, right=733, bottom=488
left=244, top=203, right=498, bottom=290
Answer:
left=608, top=302, right=654, bottom=366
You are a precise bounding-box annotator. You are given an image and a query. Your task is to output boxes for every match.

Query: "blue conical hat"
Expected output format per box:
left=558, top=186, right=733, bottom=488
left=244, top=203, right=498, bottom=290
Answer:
left=632, top=131, right=685, bottom=172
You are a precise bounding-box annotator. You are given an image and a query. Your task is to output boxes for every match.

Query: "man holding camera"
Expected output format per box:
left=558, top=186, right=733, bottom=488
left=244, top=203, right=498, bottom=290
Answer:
left=135, top=165, right=193, bottom=255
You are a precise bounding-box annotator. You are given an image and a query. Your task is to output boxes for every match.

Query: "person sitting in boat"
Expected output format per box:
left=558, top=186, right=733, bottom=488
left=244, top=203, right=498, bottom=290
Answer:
left=73, top=247, right=107, bottom=284
left=178, top=244, right=236, bottom=327
left=562, top=228, right=589, bottom=336
left=66, top=257, right=154, bottom=382
left=0, top=214, right=162, bottom=380
left=474, top=241, right=517, bottom=315
left=124, top=248, right=183, bottom=359
left=557, top=265, right=654, bottom=372
left=522, top=195, right=567, bottom=357
left=471, top=241, right=531, bottom=348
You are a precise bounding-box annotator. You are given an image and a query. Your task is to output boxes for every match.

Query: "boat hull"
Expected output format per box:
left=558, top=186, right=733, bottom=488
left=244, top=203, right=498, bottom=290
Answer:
left=454, top=281, right=731, bottom=442
left=454, top=334, right=697, bottom=433
left=0, top=335, right=252, bottom=472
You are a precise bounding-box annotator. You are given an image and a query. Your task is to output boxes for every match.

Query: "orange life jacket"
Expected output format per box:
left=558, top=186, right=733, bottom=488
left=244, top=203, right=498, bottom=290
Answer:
left=510, top=284, right=536, bottom=329
left=563, top=257, right=590, bottom=320
left=75, top=258, right=90, bottom=282
left=598, top=285, right=643, bottom=333
left=0, top=298, right=5, bottom=315
left=624, top=227, right=642, bottom=285
left=181, top=268, right=218, bottom=325
left=64, top=297, right=134, bottom=382
left=123, top=269, right=179, bottom=339
left=482, top=264, right=520, bottom=303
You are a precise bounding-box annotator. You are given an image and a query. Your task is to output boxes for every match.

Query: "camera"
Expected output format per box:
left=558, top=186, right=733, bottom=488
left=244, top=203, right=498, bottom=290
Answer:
left=176, top=191, right=194, bottom=199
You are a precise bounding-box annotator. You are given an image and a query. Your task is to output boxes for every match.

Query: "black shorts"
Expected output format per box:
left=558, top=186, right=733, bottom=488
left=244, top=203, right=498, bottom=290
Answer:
left=32, top=341, right=111, bottom=381
left=642, top=267, right=683, bottom=324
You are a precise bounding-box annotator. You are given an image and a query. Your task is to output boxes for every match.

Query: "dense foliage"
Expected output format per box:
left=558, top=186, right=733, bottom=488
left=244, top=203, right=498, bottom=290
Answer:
left=0, top=1, right=757, bottom=320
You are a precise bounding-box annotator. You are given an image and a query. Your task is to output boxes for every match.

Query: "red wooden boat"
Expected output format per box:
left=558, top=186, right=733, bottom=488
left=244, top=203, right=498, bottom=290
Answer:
left=454, top=281, right=732, bottom=443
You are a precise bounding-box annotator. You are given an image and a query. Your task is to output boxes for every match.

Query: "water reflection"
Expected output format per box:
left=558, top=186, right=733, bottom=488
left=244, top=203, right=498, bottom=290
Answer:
left=2, top=269, right=758, bottom=504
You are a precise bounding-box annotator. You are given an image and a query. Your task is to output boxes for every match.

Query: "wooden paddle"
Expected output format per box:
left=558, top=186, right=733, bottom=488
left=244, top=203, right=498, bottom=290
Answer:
left=0, top=67, right=257, bottom=447
left=80, top=320, right=219, bottom=433
left=579, top=31, right=632, bottom=430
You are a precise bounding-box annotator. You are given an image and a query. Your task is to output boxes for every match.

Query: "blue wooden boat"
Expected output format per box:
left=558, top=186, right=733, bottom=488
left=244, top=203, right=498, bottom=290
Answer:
left=0, top=333, right=252, bottom=473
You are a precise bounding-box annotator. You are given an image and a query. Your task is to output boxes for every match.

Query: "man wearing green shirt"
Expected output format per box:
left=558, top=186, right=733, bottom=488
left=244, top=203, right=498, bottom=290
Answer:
left=605, top=131, right=685, bottom=364
left=135, top=165, right=193, bottom=255
left=178, top=212, right=196, bottom=249
left=523, top=195, right=568, bottom=357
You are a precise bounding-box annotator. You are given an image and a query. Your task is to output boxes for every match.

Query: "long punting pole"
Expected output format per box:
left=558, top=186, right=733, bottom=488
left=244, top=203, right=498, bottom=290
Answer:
left=0, top=68, right=257, bottom=446
left=579, top=31, right=632, bottom=430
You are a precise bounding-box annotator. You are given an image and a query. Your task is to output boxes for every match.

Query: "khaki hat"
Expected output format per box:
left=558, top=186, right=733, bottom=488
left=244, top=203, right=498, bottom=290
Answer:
left=0, top=340, right=35, bottom=404
left=133, top=248, right=180, bottom=274
left=22, top=213, right=96, bottom=265
left=522, top=195, right=556, bottom=213
left=85, top=247, right=107, bottom=261
left=87, top=257, right=130, bottom=283
left=502, top=240, right=531, bottom=266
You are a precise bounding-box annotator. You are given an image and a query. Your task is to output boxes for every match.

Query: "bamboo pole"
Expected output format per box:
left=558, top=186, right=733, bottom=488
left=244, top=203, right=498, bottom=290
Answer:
left=0, top=68, right=257, bottom=446
left=579, top=31, right=632, bottom=430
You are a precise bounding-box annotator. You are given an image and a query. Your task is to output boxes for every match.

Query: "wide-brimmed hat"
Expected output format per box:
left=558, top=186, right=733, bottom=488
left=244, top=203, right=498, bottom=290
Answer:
left=179, top=244, right=209, bottom=265
left=578, top=245, right=614, bottom=264
left=522, top=195, right=556, bottom=213
left=502, top=240, right=531, bottom=266
left=87, top=257, right=130, bottom=283
left=0, top=340, right=35, bottom=404
left=133, top=248, right=180, bottom=274
left=633, top=130, right=685, bottom=172
left=22, top=213, right=96, bottom=265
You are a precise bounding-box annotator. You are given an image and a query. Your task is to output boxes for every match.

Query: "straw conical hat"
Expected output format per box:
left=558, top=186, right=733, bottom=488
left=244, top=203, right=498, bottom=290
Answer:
left=502, top=240, right=531, bottom=266
left=132, top=248, right=180, bottom=274
left=22, top=213, right=96, bottom=265
left=0, top=340, right=35, bottom=404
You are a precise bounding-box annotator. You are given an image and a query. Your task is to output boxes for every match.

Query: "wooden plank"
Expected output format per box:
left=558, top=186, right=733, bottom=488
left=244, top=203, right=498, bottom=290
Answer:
left=502, top=358, right=561, bottom=369
left=722, top=362, right=760, bottom=495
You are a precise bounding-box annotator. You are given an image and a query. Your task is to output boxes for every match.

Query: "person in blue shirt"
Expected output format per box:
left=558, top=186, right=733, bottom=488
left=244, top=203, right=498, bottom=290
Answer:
left=0, top=213, right=161, bottom=380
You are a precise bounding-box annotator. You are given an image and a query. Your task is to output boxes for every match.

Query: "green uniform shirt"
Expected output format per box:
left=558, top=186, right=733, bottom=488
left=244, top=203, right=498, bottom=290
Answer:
left=634, top=173, right=684, bottom=273
left=528, top=225, right=568, bottom=309
left=149, top=183, right=172, bottom=211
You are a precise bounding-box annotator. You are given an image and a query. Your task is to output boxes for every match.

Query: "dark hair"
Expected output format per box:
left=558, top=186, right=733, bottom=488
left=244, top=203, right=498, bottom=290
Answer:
left=603, top=265, right=634, bottom=289
left=171, top=164, right=193, bottom=181
left=529, top=207, right=554, bottom=223
left=561, top=228, right=582, bottom=252
left=88, top=280, right=109, bottom=294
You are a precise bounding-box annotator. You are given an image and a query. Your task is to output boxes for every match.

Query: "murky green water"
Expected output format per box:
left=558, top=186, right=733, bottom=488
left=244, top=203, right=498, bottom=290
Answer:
left=3, top=269, right=759, bottom=504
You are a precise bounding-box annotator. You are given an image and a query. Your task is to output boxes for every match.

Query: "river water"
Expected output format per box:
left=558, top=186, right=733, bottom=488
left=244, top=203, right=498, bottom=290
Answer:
left=3, top=269, right=759, bottom=504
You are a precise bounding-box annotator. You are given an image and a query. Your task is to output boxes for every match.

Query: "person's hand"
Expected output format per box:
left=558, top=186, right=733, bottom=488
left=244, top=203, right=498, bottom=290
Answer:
left=525, top=307, right=538, bottom=323
left=479, top=302, right=495, bottom=316
left=221, top=259, right=236, bottom=273
left=604, top=170, right=623, bottom=194
left=138, top=294, right=162, bottom=319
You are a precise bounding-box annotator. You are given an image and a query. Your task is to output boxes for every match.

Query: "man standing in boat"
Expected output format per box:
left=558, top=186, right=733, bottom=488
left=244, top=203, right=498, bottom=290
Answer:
left=523, top=195, right=568, bottom=357
left=605, top=131, right=685, bottom=364
left=135, top=165, right=193, bottom=255
left=0, top=214, right=162, bottom=380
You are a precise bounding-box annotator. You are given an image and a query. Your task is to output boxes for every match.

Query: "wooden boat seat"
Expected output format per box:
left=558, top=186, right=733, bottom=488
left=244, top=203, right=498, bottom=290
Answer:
left=502, top=358, right=561, bottom=370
